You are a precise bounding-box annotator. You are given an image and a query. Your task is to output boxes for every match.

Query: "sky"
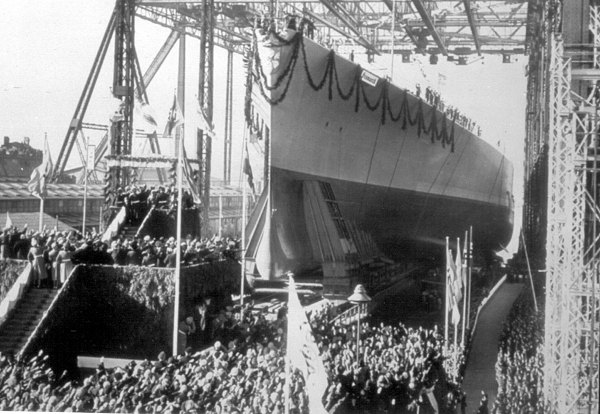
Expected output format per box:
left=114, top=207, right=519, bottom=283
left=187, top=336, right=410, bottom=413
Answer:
left=0, top=1, right=528, bottom=255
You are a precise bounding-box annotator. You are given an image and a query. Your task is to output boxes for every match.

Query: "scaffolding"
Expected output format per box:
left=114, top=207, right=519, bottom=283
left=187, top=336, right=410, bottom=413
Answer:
left=543, top=4, right=600, bottom=412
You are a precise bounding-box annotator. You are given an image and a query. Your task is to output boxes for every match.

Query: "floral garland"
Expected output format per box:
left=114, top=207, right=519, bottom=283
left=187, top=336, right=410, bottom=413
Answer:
left=247, top=29, right=457, bottom=152
left=105, top=155, right=178, bottom=169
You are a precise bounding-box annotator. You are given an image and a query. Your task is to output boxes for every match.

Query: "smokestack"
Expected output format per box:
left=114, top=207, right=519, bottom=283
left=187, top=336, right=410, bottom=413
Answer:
left=3, top=136, right=8, bottom=146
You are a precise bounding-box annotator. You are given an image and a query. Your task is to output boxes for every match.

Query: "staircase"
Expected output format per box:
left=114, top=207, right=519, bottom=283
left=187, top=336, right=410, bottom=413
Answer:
left=0, top=288, right=59, bottom=356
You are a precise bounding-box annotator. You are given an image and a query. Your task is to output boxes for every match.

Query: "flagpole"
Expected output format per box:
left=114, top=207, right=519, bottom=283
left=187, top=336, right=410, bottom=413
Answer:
left=218, top=194, right=223, bottom=240
left=461, top=231, right=468, bottom=347
left=467, top=226, right=473, bottom=329
left=39, top=197, right=44, bottom=232
left=172, top=125, right=184, bottom=356
left=390, top=0, right=396, bottom=80
left=454, top=237, right=459, bottom=350
left=83, top=136, right=89, bottom=236
left=444, top=236, right=449, bottom=354
left=284, top=342, right=291, bottom=414
left=284, top=276, right=292, bottom=414
left=240, top=143, right=248, bottom=315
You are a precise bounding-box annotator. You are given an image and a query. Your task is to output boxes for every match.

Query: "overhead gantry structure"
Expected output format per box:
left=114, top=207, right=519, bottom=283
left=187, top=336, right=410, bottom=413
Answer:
left=51, top=0, right=529, bottom=233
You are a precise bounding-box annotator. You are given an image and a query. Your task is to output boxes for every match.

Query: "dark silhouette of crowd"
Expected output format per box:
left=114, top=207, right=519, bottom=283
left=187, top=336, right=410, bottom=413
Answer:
left=492, top=290, right=545, bottom=413
left=1, top=224, right=241, bottom=289
left=0, top=297, right=465, bottom=413
left=114, top=184, right=197, bottom=226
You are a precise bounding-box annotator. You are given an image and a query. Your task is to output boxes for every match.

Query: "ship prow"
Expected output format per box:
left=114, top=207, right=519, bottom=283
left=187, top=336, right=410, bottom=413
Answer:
left=243, top=28, right=514, bottom=294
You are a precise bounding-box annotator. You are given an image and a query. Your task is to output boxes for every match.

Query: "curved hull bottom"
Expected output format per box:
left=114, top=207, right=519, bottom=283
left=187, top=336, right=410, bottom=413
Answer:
left=259, top=168, right=513, bottom=277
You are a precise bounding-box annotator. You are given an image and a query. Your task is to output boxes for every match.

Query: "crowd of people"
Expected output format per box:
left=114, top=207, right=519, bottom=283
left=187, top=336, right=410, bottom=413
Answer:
left=114, top=184, right=197, bottom=226
left=0, top=259, right=26, bottom=304
left=0, top=295, right=466, bottom=413
left=492, top=290, right=545, bottom=413
left=415, top=85, right=481, bottom=137
left=0, top=224, right=240, bottom=289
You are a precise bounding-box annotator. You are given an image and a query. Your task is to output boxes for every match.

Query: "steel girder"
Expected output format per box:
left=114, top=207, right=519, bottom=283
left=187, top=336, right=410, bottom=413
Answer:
left=410, top=0, right=447, bottom=55
left=462, top=0, right=480, bottom=55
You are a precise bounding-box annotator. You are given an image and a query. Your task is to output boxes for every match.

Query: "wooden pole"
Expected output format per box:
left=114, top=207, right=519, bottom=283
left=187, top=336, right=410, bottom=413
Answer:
left=172, top=123, right=183, bottom=356
left=38, top=198, right=44, bottom=232
left=461, top=230, right=468, bottom=346
left=466, top=226, right=473, bottom=329
left=83, top=136, right=89, bottom=236
left=218, top=194, right=223, bottom=239
left=444, top=236, right=449, bottom=353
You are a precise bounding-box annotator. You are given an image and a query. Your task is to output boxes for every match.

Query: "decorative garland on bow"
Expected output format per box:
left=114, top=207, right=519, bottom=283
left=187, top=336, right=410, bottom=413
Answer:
left=246, top=29, right=457, bottom=152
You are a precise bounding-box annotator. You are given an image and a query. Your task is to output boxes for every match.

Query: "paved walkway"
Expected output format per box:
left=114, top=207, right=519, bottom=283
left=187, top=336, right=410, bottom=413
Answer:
left=462, top=282, right=523, bottom=412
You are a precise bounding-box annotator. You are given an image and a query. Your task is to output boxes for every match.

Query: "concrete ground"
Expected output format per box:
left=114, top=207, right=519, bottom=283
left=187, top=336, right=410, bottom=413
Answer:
left=462, top=282, right=523, bottom=412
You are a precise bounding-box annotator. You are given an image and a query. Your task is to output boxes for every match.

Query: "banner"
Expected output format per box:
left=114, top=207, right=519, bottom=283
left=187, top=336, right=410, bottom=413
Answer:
left=287, top=276, right=328, bottom=414
left=243, top=142, right=256, bottom=195
left=454, top=238, right=463, bottom=303
left=446, top=244, right=461, bottom=325
left=163, top=94, right=184, bottom=138
left=196, top=101, right=216, bottom=139
left=28, top=137, right=53, bottom=199
left=181, top=145, right=202, bottom=205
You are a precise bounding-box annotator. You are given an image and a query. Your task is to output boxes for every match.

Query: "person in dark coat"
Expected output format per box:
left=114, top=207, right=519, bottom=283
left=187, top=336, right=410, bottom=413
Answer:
left=13, top=234, right=30, bottom=260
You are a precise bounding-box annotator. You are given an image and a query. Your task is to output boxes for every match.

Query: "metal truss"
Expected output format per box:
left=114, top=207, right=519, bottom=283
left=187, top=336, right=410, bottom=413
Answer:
left=544, top=25, right=600, bottom=414
left=53, top=9, right=116, bottom=180
left=197, top=0, right=214, bottom=236
left=137, top=1, right=528, bottom=56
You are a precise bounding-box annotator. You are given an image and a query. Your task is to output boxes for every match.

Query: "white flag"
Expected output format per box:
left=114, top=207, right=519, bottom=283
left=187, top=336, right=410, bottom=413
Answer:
left=27, top=137, right=53, bottom=199
left=196, top=100, right=216, bottom=139
left=163, top=94, right=185, bottom=137
left=4, top=212, right=13, bottom=229
left=446, top=244, right=460, bottom=325
left=135, top=97, right=158, bottom=128
left=287, top=276, right=328, bottom=414
left=454, top=238, right=463, bottom=303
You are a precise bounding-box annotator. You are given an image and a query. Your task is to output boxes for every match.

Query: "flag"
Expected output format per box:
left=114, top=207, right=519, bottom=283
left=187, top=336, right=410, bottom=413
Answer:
left=243, top=143, right=256, bottom=195
left=196, top=101, right=216, bottom=139
left=28, top=137, right=53, bottom=199
left=287, top=276, right=329, bottom=414
left=181, top=144, right=202, bottom=205
left=163, top=94, right=184, bottom=137
left=446, top=244, right=460, bottom=325
left=135, top=97, right=158, bottom=128
left=454, top=238, right=463, bottom=303
left=4, top=212, right=12, bottom=229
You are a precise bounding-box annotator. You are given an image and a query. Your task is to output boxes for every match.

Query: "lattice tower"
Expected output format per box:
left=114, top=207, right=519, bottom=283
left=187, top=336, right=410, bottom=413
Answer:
left=543, top=5, right=600, bottom=411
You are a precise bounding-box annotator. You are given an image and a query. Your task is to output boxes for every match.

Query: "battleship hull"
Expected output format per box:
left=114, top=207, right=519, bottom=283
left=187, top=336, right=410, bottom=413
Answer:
left=247, top=32, right=513, bottom=279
